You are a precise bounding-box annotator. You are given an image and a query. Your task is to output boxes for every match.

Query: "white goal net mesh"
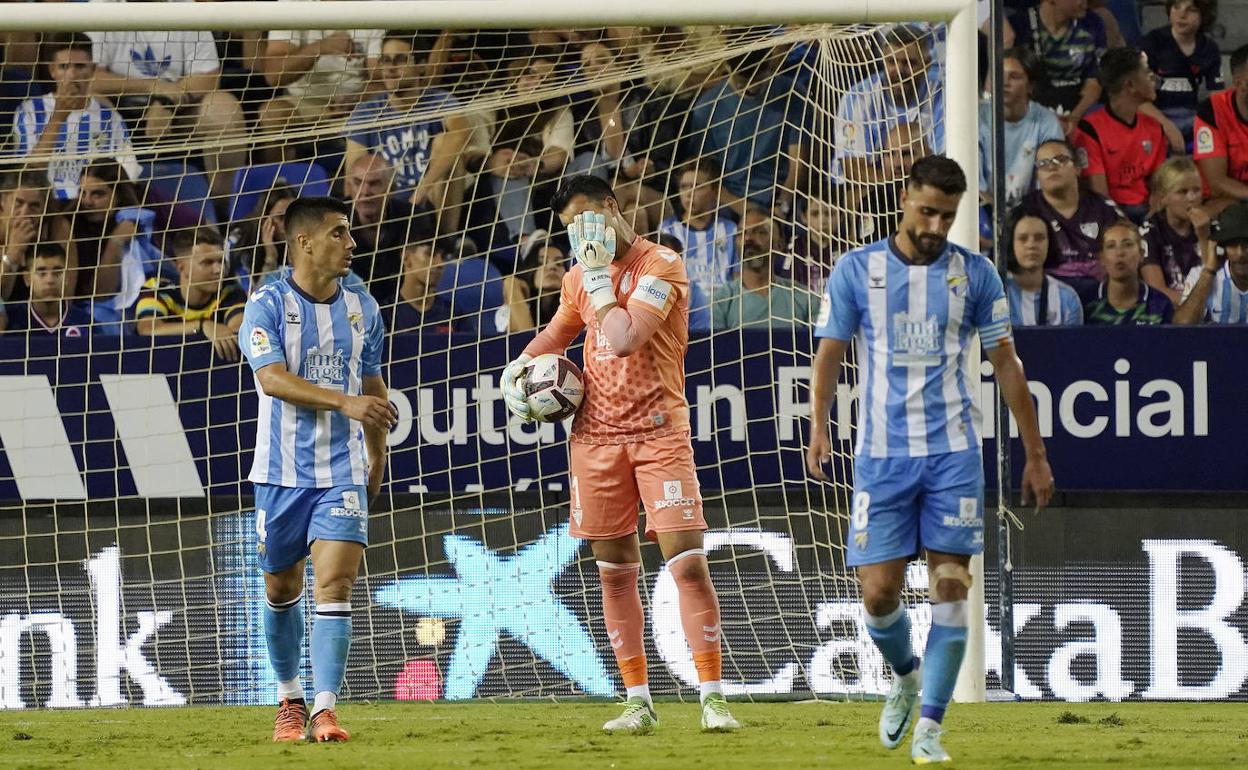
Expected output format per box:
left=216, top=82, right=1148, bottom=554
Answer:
left=0, top=19, right=951, bottom=707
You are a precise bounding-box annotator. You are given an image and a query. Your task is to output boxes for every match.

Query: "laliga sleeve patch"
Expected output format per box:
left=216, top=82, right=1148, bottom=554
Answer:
left=815, top=296, right=830, bottom=328
left=991, top=297, right=1010, bottom=322
left=250, top=327, right=272, bottom=356
left=1196, top=125, right=1215, bottom=155
left=633, top=274, right=673, bottom=312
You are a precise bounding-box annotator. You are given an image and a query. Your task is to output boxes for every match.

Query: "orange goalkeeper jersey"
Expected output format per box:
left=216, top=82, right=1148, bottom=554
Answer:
left=547, top=236, right=692, bottom=444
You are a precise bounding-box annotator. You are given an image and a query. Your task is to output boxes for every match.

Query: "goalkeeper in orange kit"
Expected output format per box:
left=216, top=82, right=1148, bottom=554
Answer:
left=501, top=175, right=740, bottom=733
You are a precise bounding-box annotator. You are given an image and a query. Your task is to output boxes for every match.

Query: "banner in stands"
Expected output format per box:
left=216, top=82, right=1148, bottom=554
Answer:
left=0, top=503, right=1246, bottom=707
left=0, top=326, right=1243, bottom=496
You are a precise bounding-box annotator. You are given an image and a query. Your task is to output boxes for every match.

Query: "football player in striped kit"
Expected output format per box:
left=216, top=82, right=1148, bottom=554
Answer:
left=807, top=156, right=1054, bottom=764
left=238, top=197, right=397, bottom=743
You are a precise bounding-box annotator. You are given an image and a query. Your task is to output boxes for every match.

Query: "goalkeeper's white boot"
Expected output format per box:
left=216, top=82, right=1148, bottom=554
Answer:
left=700, top=693, right=742, bottom=732
left=879, top=665, right=921, bottom=749
left=602, top=697, right=658, bottom=734
left=911, top=722, right=952, bottom=765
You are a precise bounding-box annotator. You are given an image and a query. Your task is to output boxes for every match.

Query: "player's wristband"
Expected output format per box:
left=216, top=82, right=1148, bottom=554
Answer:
left=581, top=266, right=615, bottom=312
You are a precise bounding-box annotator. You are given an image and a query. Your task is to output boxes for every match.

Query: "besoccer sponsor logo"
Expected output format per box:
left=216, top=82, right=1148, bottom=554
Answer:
left=653, top=480, right=696, bottom=511
left=942, top=497, right=981, bottom=528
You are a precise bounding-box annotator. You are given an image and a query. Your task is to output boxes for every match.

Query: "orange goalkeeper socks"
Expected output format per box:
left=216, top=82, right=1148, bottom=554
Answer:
left=668, top=548, right=724, bottom=698
left=598, top=561, right=648, bottom=692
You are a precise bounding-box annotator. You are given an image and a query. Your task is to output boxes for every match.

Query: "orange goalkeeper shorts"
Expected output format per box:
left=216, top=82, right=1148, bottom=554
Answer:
left=567, top=430, right=706, bottom=541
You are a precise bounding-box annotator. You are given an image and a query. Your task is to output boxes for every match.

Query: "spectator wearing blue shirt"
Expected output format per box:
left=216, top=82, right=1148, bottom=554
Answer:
left=345, top=31, right=470, bottom=230
left=978, top=47, right=1065, bottom=206
left=1175, top=201, right=1248, bottom=324
left=712, top=207, right=812, bottom=331
left=834, top=24, right=943, bottom=188
left=689, top=47, right=803, bottom=213
left=387, top=239, right=466, bottom=333
left=658, top=159, right=739, bottom=332
left=1004, top=209, right=1084, bottom=325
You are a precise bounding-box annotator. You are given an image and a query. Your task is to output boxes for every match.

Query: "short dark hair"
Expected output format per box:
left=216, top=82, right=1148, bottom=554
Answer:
left=1232, top=44, right=1248, bottom=76
left=403, top=238, right=448, bottom=258
left=381, top=29, right=437, bottom=60
left=284, top=197, right=352, bottom=244
left=907, top=155, right=967, bottom=196
left=170, top=226, right=225, bottom=258
left=0, top=169, right=51, bottom=199
left=550, top=175, right=617, bottom=216
left=1098, top=47, right=1147, bottom=96
left=657, top=233, right=684, bottom=253
left=42, top=32, right=93, bottom=62
left=1003, top=46, right=1044, bottom=87
left=1002, top=207, right=1048, bottom=273
left=676, top=157, right=723, bottom=185
left=879, top=23, right=924, bottom=51
left=1166, top=0, right=1216, bottom=34
left=30, top=242, right=67, bottom=266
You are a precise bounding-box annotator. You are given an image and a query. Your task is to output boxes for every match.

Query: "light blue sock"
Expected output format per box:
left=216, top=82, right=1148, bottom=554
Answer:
left=264, top=593, right=304, bottom=692
left=311, top=602, right=352, bottom=714
left=864, top=604, right=917, bottom=676
left=920, top=600, right=968, bottom=724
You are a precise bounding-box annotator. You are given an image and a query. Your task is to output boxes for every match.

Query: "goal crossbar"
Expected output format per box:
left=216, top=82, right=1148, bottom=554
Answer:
left=0, top=0, right=974, bottom=31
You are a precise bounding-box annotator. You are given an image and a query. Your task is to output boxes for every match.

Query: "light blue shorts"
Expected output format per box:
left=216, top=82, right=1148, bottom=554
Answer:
left=846, top=449, right=984, bottom=568
left=253, top=483, right=369, bottom=573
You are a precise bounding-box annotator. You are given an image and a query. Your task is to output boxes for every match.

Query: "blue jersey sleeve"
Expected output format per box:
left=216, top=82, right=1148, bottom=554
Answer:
left=970, top=256, right=1013, bottom=346
left=362, top=299, right=384, bottom=377
left=239, top=289, right=286, bottom=371
left=1058, top=281, right=1084, bottom=325
left=815, top=255, right=861, bottom=341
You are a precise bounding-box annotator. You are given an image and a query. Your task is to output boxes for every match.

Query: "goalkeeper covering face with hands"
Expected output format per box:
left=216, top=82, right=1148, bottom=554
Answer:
left=500, top=174, right=741, bottom=733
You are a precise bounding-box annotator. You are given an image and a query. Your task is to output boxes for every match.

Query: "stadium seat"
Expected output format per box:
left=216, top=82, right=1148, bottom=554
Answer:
left=141, top=161, right=217, bottom=227
left=228, top=162, right=331, bottom=223
left=435, top=256, right=506, bottom=334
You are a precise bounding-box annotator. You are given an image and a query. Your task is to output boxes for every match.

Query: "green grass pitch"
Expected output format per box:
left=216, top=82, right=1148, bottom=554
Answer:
left=0, top=701, right=1241, bottom=769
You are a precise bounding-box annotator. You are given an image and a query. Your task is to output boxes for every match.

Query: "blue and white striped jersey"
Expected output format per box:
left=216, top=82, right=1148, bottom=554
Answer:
left=239, top=278, right=385, bottom=487
left=9, top=95, right=140, bottom=199
left=816, top=237, right=1012, bottom=458
left=658, top=215, right=739, bottom=330
left=1005, top=274, right=1084, bottom=326
left=1181, top=264, right=1248, bottom=324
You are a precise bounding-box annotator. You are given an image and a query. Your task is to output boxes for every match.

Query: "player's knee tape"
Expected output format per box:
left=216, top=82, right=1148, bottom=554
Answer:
left=928, top=562, right=972, bottom=601
left=666, top=548, right=706, bottom=569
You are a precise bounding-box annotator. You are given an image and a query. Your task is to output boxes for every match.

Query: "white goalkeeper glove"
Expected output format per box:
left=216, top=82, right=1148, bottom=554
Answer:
left=567, top=211, right=617, bottom=312
left=500, top=354, right=533, bottom=422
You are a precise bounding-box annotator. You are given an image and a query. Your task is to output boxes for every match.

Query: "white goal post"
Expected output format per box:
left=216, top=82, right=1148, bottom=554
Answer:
left=0, top=0, right=990, bottom=705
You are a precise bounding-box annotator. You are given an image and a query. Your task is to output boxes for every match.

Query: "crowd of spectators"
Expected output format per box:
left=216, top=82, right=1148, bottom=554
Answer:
left=0, top=4, right=1245, bottom=350
left=985, top=0, right=1248, bottom=326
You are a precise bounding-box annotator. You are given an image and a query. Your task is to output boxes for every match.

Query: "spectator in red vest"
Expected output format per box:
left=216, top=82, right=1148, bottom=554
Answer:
left=1072, top=47, right=1169, bottom=221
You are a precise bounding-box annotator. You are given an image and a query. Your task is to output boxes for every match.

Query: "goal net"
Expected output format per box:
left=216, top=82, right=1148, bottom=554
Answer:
left=0, top=10, right=977, bottom=708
